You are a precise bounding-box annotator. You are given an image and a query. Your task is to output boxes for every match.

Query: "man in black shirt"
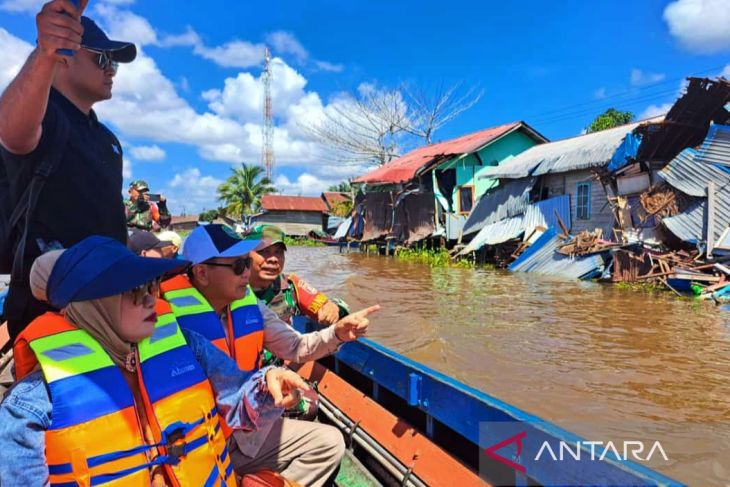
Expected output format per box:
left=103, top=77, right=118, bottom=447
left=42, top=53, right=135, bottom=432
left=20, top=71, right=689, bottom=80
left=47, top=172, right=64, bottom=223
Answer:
left=0, top=0, right=137, bottom=340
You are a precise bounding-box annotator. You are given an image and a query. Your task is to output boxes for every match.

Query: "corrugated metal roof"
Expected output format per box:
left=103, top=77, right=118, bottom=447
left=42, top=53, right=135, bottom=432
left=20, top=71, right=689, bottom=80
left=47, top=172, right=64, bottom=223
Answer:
left=508, top=227, right=606, bottom=279
left=458, top=195, right=571, bottom=255
left=333, top=216, right=352, bottom=240
left=353, top=122, right=530, bottom=185
left=658, top=142, right=730, bottom=244
left=696, top=124, right=730, bottom=168
left=459, top=215, right=525, bottom=254
left=261, top=195, right=329, bottom=212
left=523, top=195, right=572, bottom=235
left=482, top=118, right=662, bottom=179
left=462, top=177, right=536, bottom=236
left=322, top=192, right=351, bottom=208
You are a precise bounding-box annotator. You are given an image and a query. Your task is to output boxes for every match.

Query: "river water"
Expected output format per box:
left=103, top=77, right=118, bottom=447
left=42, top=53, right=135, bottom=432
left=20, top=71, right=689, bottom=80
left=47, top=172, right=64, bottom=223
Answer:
left=285, top=246, right=730, bottom=486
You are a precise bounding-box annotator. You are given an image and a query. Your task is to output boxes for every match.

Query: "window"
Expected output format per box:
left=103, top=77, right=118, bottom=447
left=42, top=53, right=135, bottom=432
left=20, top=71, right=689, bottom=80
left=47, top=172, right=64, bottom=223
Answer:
left=458, top=186, right=474, bottom=214
left=576, top=182, right=591, bottom=220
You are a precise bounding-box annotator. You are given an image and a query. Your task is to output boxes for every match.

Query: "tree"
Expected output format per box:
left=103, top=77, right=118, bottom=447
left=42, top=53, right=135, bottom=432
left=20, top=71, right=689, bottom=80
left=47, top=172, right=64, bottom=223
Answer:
left=303, top=82, right=481, bottom=167
left=199, top=209, right=218, bottom=222
left=401, top=82, right=483, bottom=144
left=304, top=86, right=408, bottom=167
left=328, top=181, right=352, bottom=193
left=586, top=108, right=634, bottom=133
left=217, top=163, right=276, bottom=220
left=329, top=200, right=353, bottom=218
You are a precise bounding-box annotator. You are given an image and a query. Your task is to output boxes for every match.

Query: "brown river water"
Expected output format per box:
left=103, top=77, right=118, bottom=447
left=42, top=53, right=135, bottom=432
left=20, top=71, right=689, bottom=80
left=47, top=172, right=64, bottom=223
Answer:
left=285, top=246, right=730, bottom=486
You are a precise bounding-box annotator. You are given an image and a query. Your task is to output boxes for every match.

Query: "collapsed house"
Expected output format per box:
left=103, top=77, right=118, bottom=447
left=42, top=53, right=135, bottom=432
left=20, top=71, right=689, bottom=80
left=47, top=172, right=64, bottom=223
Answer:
left=458, top=77, right=730, bottom=288
left=351, top=122, right=547, bottom=245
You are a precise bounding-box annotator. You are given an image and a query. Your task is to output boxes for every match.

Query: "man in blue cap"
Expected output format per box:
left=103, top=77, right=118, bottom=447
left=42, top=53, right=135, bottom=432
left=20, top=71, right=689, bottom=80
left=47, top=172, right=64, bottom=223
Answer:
left=0, top=0, right=137, bottom=341
left=162, top=224, right=380, bottom=486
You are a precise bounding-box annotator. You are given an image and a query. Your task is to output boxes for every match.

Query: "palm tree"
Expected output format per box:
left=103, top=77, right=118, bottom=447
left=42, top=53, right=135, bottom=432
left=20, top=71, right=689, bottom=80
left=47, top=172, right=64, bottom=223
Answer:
left=217, top=163, right=276, bottom=220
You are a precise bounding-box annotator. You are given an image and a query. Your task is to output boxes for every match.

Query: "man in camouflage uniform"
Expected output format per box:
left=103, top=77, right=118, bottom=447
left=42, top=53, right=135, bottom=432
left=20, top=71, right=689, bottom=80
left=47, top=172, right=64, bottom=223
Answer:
left=246, top=224, right=349, bottom=325
left=124, top=179, right=170, bottom=231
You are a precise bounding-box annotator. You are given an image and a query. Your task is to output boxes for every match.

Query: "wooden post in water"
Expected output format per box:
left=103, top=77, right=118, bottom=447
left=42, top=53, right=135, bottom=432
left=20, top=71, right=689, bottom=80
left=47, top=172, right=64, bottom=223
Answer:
left=707, top=181, right=716, bottom=258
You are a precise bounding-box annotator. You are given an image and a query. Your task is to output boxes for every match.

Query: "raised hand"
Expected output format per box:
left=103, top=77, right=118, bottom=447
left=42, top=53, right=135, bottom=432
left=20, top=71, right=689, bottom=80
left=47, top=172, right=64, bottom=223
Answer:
left=36, top=0, right=88, bottom=61
left=265, top=368, right=311, bottom=409
left=334, top=305, right=380, bottom=342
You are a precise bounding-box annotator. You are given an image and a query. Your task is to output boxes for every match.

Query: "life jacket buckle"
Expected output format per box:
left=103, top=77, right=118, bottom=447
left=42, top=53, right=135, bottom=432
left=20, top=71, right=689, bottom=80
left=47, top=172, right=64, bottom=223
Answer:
left=166, top=428, right=186, bottom=462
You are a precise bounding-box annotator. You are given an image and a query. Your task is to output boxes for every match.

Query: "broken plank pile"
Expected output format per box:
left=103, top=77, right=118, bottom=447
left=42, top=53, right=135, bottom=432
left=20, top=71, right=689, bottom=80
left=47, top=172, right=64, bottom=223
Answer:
left=556, top=229, right=621, bottom=256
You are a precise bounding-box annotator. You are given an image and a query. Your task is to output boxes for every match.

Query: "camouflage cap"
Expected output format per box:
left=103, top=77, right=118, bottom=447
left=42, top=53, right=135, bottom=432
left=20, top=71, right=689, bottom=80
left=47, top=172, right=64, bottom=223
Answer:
left=244, top=224, right=287, bottom=250
left=129, top=179, right=149, bottom=191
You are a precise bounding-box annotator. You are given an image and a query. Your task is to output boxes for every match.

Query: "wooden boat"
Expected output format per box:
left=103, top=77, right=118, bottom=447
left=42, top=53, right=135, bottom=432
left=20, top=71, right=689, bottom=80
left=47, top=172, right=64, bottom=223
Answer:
left=293, top=317, right=680, bottom=486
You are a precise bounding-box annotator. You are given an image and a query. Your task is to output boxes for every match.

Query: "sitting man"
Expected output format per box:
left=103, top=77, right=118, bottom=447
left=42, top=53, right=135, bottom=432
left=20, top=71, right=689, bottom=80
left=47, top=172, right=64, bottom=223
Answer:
left=246, top=225, right=349, bottom=325
left=126, top=228, right=175, bottom=258
left=160, top=224, right=379, bottom=486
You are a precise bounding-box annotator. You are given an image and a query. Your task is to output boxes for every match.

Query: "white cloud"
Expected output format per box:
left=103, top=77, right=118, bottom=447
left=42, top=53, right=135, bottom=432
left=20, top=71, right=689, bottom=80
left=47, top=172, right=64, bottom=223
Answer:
left=92, top=3, right=158, bottom=46
left=315, top=60, right=344, bottom=73
left=156, top=26, right=201, bottom=48
left=0, top=0, right=43, bottom=13
left=664, top=0, right=730, bottom=53
left=122, top=157, right=132, bottom=179
left=639, top=103, right=673, bottom=120
left=594, top=87, right=607, bottom=99
left=630, top=69, right=665, bottom=87
left=130, top=144, right=166, bottom=161
left=0, top=28, right=33, bottom=92
left=721, top=64, right=730, bottom=78
left=194, top=40, right=265, bottom=69
left=165, top=168, right=223, bottom=213
left=266, top=31, right=308, bottom=63
left=274, top=173, right=330, bottom=196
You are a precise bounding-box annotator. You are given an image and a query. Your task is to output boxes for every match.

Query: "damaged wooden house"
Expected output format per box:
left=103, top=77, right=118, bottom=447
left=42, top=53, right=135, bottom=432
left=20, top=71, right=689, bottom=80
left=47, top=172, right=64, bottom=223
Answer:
left=351, top=121, right=547, bottom=246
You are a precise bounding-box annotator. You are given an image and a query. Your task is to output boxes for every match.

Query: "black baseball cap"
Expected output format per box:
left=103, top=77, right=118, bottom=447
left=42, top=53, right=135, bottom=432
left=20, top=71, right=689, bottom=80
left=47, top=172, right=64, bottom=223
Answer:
left=127, top=229, right=172, bottom=255
left=81, top=16, right=137, bottom=63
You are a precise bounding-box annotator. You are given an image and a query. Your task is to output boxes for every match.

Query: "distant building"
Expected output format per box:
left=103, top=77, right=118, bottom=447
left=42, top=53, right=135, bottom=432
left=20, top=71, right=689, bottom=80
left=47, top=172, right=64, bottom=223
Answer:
left=252, top=195, right=329, bottom=236
left=170, top=214, right=200, bottom=232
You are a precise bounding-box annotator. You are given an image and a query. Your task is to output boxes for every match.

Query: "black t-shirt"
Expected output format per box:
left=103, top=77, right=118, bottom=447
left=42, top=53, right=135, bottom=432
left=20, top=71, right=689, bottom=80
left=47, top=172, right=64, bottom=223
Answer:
left=1, top=88, right=127, bottom=268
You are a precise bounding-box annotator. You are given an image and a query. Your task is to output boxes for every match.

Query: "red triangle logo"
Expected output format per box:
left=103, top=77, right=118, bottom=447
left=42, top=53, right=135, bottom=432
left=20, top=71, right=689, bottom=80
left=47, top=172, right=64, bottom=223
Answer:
left=484, top=431, right=527, bottom=474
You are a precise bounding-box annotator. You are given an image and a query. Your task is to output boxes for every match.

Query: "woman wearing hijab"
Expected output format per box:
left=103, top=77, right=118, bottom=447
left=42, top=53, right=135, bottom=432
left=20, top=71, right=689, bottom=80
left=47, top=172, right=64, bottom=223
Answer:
left=0, top=236, right=309, bottom=486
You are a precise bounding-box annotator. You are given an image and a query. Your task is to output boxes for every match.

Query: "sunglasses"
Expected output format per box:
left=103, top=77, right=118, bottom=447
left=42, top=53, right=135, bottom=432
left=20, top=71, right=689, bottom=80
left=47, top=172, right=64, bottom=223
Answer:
left=126, top=277, right=161, bottom=305
left=83, top=48, right=119, bottom=71
left=205, top=257, right=252, bottom=275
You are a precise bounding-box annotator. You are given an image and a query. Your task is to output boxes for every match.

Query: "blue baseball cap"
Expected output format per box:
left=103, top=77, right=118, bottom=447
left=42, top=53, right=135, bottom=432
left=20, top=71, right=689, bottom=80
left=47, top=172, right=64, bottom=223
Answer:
left=43, top=236, right=189, bottom=308
left=81, top=16, right=137, bottom=63
left=183, top=224, right=260, bottom=265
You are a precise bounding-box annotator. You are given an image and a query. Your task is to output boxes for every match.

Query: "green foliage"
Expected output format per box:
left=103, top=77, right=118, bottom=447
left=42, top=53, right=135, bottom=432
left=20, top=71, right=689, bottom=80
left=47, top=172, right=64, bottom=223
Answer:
left=329, top=200, right=354, bottom=217
left=586, top=108, right=634, bottom=133
left=199, top=209, right=218, bottom=222
left=328, top=181, right=352, bottom=193
left=217, top=163, right=276, bottom=220
left=283, top=236, right=326, bottom=247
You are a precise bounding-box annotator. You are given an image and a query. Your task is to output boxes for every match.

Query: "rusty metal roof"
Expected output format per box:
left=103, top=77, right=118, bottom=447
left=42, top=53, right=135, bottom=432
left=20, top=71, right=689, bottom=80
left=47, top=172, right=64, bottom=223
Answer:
left=321, top=192, right=351, bottom=208
left=353, top=122, right=545, bottom=185
left=261, top=195, right=328, bottom=212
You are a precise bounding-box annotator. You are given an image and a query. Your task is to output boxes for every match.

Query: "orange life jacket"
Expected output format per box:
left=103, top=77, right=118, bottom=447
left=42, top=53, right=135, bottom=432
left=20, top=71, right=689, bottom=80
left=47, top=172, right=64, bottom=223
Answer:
left=13, top=300, right=235, bottom=487
left=161, top=274, right=264, bottom=372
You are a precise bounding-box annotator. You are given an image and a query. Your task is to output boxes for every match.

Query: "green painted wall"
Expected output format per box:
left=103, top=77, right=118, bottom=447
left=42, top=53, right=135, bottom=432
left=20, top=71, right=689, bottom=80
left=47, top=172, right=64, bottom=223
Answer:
left=440, top=130, right=541, bottom=211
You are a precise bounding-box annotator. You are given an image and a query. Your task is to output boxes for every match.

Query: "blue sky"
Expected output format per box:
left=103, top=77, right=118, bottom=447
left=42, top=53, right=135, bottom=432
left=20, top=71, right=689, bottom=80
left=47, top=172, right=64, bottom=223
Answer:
left=1, top=0, right=729, bottom=214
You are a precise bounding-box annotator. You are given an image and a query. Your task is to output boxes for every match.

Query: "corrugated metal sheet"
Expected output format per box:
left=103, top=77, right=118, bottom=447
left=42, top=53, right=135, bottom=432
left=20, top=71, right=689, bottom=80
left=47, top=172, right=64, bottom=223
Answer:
left=322, top=192, right=351, bottom=209
left=458, top=195, right=571, bottom=255
left=446, top=213, right=467, bottom=240
left=482, top=119, right=660, bottom=179
left=696, top=124, right=730, bottom=167
left=462, top=177, right=536, bottom=236
left=523, top=195, right=572, bottom=236
left=658, top=142, right=730, bottom=244
left=261, top=195, right=328, bottom=212
left=353, top=122, right=527, bottom=185
left=508, top=227, right=605, bottom=279
left=327, top=216, right=345, bottom=232
left=459, top=215, right=525, bottom=254
left=333, top=216, right=352, bottom=240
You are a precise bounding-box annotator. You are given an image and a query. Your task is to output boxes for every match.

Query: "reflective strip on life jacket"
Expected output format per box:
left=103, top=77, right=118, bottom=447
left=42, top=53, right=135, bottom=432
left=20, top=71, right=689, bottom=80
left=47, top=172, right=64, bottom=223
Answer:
left=162, top=274, right=264, bottom=373
left=18, top=303, right=235, bottom=487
